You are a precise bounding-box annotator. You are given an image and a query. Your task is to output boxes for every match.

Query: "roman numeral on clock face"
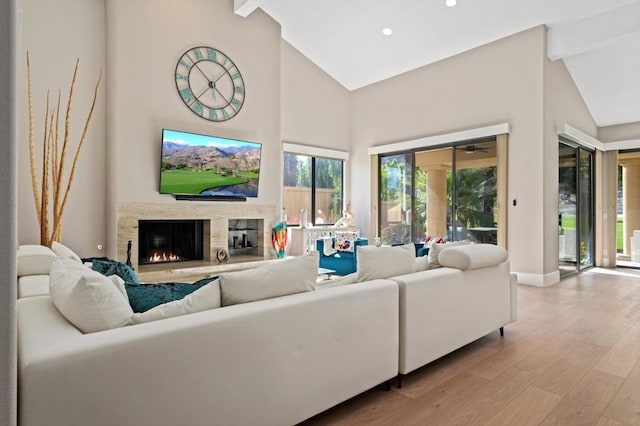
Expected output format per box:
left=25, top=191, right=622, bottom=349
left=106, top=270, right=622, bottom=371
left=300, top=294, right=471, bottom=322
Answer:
left=179, top=87, right=195, bottom=104
left=191, top=101, right=204, bottom=116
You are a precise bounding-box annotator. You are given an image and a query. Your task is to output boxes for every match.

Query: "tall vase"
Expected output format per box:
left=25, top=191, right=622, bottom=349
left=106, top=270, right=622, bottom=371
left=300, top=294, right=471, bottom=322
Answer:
left=271, top=221, right=288, bottom=258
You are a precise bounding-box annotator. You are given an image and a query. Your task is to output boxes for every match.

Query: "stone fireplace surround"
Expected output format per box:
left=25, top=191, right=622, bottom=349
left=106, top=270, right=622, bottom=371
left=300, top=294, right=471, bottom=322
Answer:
left=118, top=202, right=276, bottom=272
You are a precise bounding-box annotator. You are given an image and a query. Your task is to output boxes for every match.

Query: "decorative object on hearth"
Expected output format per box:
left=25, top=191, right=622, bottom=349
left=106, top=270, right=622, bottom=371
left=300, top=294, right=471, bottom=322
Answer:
left=175, top=46, right=245, bottom=122
left=271, top=221, right=288, bottom=258
left=26, top=53, right=102, bottom=247
left=126, top=240, right=133, bottom=268
left=216, top=248, right=230, bottom=263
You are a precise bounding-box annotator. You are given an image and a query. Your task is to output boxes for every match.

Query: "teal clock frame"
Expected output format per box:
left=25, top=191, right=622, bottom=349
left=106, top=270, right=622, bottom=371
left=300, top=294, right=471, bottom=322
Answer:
left=175, top=46, right=245, bottom=122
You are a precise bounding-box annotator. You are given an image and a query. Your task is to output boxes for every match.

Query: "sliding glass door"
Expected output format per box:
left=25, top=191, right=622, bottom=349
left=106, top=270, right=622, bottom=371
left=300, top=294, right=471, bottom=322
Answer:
left=558, top=140, right=594, bottom=274
left=578, top=149, right=594, bottom=269
left=379, top=153, right=413, bottom=245
left=617, top=149, right=640, bottom=268
left=453, top=141, right=498, bottom=244
left=379, top=138, right=503, bottom=246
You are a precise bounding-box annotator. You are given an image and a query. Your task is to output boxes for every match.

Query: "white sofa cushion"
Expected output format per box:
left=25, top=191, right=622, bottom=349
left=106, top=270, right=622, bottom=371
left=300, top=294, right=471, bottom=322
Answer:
left=428, top=240, right=471, bottom=269
left=356, top=243, right=416, bottom=282
left=438, top=244, right=508, bottom=271
left=17, top=245, right=57, bottom=277
left=51, top=241, right=82, bottom=263
left=18, top=275, right=50, bottom=298
left=220, top=252, right=318, bottom=306
left=131, top=279, right=222, bottom=323
left=316, top=273, right=357, bottom=289
left=49, top=258, right=133, bottom=333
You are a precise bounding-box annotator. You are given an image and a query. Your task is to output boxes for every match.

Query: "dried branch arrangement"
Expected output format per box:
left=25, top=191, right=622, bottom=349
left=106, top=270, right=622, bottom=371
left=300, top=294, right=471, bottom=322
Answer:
left=27, top=53, right=102, bottom=247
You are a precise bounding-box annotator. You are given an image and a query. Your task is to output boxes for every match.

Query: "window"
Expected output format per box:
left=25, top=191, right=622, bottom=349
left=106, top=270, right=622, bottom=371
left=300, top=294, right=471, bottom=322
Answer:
left=283, top=152, right=344, bottom=226
left=378, top=137, right=506, bottom=246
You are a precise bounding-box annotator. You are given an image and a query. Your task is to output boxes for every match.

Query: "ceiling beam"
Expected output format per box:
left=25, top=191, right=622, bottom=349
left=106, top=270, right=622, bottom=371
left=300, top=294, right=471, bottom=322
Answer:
left=234, top=0, right=263, bottom=17
left=547, top=2, right=640, bottom=60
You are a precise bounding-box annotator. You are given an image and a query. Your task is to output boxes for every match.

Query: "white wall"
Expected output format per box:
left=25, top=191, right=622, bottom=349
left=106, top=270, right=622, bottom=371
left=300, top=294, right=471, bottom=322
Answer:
left=18, top=0, right=106, bottom=257
left=350, top=27, right=546, bottom=280
left=105, top=0, right=282, bottom=258
left=281, top=40, right=350, bottom=151
left=598, top=122, right=640, bottom=142
left=0, top=0, right=18, bottom=423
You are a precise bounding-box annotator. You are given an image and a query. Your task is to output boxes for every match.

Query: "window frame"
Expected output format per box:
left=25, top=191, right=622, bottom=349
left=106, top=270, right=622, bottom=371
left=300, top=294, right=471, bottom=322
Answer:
left=282, top=142, right=348, bottom=227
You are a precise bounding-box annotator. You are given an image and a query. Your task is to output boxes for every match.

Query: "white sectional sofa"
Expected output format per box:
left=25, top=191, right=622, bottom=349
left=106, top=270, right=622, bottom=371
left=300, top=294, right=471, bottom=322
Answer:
left=353, top=241, right=517, bottom=381
left=393, top=257, right=517, bottom=378
left=16, top=242, right=516, bottom=426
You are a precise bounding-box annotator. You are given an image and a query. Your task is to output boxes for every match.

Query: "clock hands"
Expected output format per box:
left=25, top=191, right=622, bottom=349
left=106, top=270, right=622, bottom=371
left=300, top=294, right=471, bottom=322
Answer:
left=193, top=85, right=212, bottom=104
left=191, top=80, right=234, bottom=111
left=211, top=74, right=216, bottom=102
left=213, top=86, right=231, bottom=108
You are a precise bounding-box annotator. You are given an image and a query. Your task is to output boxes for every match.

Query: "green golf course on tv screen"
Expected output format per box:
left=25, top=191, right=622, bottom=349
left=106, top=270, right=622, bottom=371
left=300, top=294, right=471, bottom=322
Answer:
left=159, top=129, right=261, bottom=198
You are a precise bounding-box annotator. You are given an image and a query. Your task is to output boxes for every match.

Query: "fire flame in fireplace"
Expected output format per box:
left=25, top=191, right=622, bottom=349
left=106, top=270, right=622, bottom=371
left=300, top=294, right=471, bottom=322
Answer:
left=147, top=251, right=181, bottom=263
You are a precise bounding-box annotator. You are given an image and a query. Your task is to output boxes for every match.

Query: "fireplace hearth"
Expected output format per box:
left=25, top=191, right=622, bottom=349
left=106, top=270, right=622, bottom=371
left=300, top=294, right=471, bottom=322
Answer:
left=118, top=203, right=276, bottom=272
left=138, top=220, right=204, bottom=265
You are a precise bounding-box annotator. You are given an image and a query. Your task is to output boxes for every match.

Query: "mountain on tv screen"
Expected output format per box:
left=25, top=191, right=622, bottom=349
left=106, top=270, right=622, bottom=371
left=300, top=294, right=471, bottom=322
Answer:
left=159, top=129, right=261, bottom=198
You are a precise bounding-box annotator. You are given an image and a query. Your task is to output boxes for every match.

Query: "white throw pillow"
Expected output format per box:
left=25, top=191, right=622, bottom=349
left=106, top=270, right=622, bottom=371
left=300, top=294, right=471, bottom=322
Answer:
left=428, top=240, right=471, bottom=269
left=219, top=252, right=318, bottom=307
left=108, top=274, right=129, bottom=300
left=415, top=255, right=429, bottom=271
left=131, top=279, right=222, bottom=324
left=49, top=258, right=133, bottom=333
left=438, top=244, right=508, bottom=271
left=17, top=245, right=57, bottom=277
left=51, top=241, right=82, bottom=263
left=356, top=243, right=416, bottom=282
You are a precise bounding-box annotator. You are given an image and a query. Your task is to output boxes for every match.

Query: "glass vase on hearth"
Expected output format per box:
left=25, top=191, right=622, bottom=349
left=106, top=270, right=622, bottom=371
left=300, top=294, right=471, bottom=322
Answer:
left=271, top=221, right=288, bottom=258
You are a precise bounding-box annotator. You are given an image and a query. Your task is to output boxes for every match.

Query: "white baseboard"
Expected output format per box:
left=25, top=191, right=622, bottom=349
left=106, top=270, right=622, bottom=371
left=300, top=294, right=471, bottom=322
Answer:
left=515, top=271, right=561, bottom=287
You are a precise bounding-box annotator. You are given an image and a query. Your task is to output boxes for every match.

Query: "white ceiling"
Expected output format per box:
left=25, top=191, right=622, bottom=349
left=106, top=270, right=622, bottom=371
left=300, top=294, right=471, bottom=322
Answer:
left=236, top=0, right=640, bottom=128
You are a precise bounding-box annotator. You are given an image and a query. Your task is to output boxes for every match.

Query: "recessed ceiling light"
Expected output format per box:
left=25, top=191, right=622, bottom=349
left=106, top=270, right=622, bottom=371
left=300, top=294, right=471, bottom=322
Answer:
left=382, top=28, right=393, bottom=36
left=445, top=0, right=457, bottom=7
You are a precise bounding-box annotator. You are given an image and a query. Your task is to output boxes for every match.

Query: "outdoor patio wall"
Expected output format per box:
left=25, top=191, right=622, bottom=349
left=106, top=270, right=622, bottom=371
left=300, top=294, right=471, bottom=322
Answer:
left=18, top=0, right=106, bottom=257
left=543, top=39, right=598, bottom=281
left=105, top=0, right=282, bottom=258
left=349, top=26, right=547, bottom=281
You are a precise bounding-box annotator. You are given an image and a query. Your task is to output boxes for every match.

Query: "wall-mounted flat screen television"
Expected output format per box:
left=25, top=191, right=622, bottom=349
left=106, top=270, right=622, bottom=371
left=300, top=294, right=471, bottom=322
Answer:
left=160, top=128, right=261, bottom=199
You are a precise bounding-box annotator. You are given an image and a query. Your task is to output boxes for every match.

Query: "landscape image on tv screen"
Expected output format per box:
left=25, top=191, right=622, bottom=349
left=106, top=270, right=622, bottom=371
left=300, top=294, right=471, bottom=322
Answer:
left=160, top=129, right=261, bottom=197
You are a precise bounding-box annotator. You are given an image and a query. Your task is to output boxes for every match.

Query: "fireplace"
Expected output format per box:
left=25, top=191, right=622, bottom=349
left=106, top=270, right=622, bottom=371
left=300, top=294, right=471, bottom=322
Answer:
left=138, top=220, right=204, bottom=265
left=119, top=203, right=276, bottom=271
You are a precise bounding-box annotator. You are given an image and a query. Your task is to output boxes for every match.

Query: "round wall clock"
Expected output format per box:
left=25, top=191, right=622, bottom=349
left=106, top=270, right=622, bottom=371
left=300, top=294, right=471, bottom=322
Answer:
left=175, top=46, right=245, bottom=122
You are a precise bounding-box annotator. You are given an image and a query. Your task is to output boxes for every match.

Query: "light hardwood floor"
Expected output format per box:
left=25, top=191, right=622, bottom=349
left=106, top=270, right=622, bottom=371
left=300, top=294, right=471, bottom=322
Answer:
left=301, top=267, right=640, bottom=425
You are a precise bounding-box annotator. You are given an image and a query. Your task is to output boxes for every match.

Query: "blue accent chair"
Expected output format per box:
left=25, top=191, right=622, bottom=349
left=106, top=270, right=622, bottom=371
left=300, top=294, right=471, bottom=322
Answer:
left=316, top=237, right=368, bottom=276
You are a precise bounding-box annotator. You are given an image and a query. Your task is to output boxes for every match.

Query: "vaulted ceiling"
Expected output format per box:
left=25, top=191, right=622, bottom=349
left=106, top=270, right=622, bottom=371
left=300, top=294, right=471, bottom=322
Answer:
left=236, top=0, right=640, bottom=128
